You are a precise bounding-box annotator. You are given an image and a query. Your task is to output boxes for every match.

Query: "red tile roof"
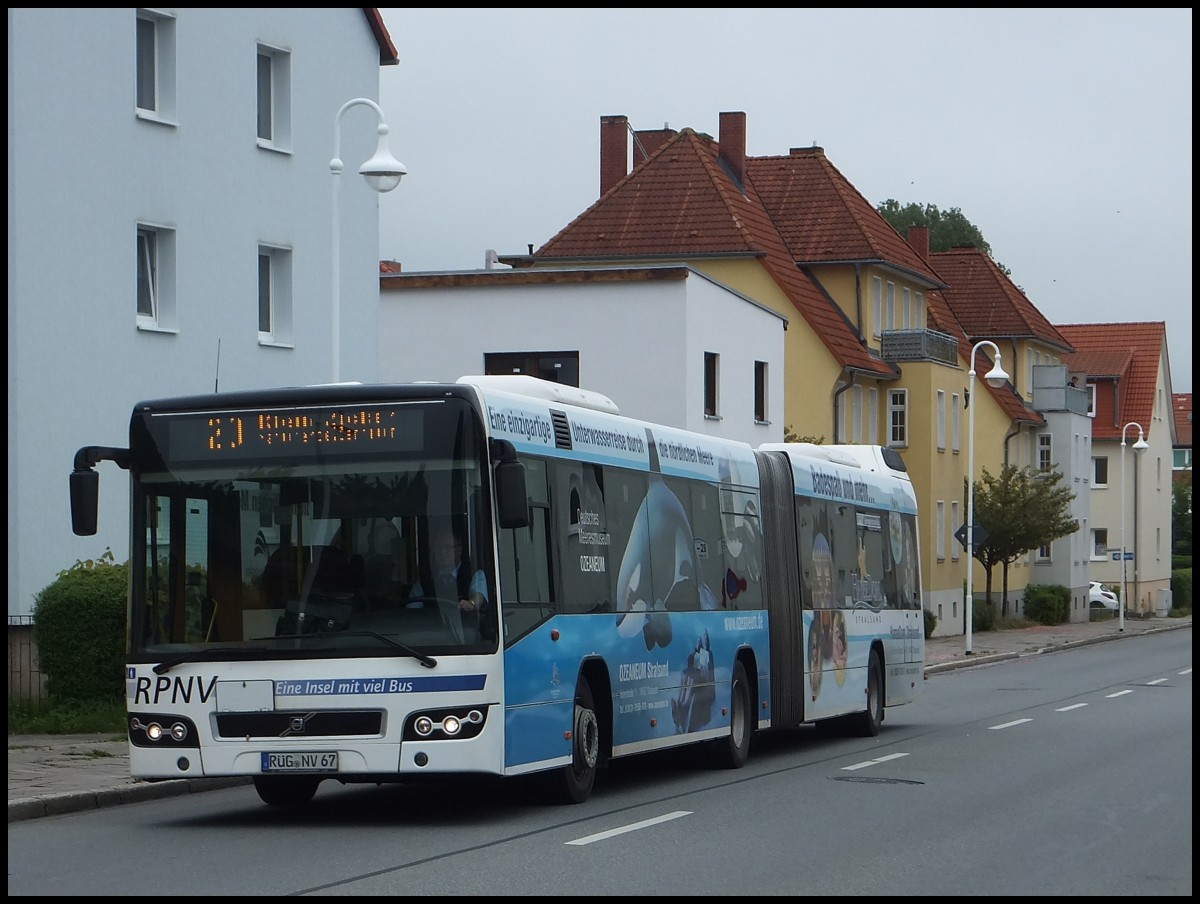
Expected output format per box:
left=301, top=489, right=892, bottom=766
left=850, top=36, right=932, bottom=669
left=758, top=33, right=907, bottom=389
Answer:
left=1059, top=322, right=1166, bottom=441
left=931, top=247, right=1073, bottom=352
left=534, top=127, right=895, bottom=377
left=748, top=149, right=942, bottom=285
left=924, top=287, right=1043, bottom=425
left=1174, top=393, right=1192, bottom=448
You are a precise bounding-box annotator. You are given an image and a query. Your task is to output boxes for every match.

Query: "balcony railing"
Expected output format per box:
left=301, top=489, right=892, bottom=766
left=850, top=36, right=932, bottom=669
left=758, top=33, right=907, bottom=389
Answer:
left=880, top=328, right=958, bottom=367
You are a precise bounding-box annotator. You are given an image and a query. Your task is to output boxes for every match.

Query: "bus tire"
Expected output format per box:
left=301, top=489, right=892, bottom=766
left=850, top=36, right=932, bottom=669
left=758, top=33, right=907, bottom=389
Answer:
left=711, top=660, right=751, bottom=769
left=548, top=678, right=600, bottom=804
left=253, top=775, right=321, bottom=807
left=852, top=651, right=884, bottom=738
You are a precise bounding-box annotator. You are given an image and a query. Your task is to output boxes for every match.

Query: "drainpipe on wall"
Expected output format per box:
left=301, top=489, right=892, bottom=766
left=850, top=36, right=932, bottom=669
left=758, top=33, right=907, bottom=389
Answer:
left=832, top=374, right=854, bottom=444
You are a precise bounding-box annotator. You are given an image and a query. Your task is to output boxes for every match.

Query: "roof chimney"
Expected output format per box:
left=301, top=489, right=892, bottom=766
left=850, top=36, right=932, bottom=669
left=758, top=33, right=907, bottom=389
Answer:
left=633, top=124, right=677, bottom=165
left=718, top=111, right=747, bottom=186
left=906, top=226, right=930, bottom=261
left=600, top=115, right=629, bottom=197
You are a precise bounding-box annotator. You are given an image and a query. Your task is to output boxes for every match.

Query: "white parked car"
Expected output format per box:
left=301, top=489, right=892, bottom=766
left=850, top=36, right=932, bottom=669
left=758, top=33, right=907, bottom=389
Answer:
left=1088, top=581, right=1119, bottom=610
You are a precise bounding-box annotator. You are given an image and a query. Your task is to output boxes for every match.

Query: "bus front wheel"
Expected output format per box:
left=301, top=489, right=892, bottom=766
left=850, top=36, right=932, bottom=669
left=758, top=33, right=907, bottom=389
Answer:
left=253, top=775, right=321, bottom=807
left=548, top=678, right=600, bottom=804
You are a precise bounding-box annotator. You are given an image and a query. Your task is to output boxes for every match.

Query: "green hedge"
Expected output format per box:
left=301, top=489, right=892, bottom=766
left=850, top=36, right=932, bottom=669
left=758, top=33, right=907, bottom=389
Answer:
left=1171, top=568, right=1192, bottom=612
left=32, top=551, right=128, bottom=703
left=1023, top=584, right=1070, bottom=626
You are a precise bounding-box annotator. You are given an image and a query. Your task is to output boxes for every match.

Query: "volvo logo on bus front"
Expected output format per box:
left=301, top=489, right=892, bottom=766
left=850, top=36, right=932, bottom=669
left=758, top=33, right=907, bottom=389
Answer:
left=281, top=713, right=316, bottom=737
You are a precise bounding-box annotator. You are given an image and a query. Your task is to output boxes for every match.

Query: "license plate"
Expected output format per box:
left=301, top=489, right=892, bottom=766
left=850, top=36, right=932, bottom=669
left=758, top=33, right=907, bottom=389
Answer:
left=260, top=751, right=338, bottom=773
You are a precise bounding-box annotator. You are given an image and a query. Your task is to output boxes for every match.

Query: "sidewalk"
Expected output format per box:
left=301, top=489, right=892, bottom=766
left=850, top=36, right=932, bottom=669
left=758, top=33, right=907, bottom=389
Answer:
left=9, top=613, right=1190, bottom=822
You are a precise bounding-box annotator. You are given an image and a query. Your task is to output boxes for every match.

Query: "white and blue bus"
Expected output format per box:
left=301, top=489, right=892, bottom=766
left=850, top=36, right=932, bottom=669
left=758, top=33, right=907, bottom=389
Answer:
left=69, top=375, right=924, bottom=806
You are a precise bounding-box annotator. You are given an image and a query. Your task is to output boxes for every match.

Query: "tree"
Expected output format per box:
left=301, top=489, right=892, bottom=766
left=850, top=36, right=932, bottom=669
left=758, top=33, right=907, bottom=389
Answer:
left=1172, top=474, right=1192, bottom=557
left=876, top=199, right=1011, bottom=276
left=968, top=464, right=1077, bottom=617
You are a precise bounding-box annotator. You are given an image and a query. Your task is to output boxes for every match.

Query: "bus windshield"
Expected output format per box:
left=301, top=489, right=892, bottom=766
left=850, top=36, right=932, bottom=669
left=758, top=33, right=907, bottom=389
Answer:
left=127, top=396, right=496, bottom=662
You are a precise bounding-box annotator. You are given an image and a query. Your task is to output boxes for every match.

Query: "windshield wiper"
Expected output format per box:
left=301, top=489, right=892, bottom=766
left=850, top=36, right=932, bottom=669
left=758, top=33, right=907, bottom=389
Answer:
left=153, top=646, right=269, bottom=675
left=268, top=630, right=437, bottom=669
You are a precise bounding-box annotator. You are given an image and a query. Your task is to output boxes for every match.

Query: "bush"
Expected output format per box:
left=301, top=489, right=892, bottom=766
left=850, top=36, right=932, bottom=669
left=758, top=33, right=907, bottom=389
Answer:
left=32, top=550, right=128, bottom=704
left=1170, top=568, right=1192, bottom=613
left=1023, top=584, right=1070, bottom=626
left=923, top=607, right=937, bottom=638
left=971, top=597, right=997, bottom=632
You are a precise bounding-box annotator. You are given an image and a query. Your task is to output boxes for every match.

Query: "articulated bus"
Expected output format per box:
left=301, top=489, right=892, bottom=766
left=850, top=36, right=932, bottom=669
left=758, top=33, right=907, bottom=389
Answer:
left=69, top=375, right=924, bottom=806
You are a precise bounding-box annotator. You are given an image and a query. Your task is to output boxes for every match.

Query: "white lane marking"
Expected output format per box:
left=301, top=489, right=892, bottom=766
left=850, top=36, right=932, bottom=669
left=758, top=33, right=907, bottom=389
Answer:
left=1106, top=689, right=1134, bottom=698
left=1179, top=669, right=1192, bottom=676
left=1147, top=678, right=1169, bottom=686
left=988, top=718, right=1033, bottom=730
left=841, top=752, right=909, bottom=771
left=1056, top=703, right=1088, bottom=712
left=565, top=810, right=693, bottom=846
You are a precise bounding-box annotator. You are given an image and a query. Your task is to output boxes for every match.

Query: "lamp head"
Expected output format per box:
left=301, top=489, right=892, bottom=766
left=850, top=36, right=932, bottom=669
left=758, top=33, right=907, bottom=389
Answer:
left=1133, top=432, right=1149, bottom=451
left=359, top=124, right=407, bottom=193
left=983, top=360, right=1009, bottom=389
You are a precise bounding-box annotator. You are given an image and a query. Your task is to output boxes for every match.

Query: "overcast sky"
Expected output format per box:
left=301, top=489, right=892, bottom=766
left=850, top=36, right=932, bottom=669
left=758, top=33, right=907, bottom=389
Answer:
left=376, top=8, right=1192, bottom=393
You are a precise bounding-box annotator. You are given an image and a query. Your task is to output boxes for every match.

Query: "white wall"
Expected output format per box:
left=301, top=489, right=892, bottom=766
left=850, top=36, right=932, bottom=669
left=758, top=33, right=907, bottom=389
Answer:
left=377, top=267, right=787, bottom=443
left=8, top=9, right=391, bottom=616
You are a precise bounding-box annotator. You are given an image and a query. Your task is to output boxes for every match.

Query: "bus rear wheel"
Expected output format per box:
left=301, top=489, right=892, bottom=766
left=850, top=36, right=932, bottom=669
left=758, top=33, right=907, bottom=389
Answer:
left=851, top=651, right=884, bottom=737
left=253, top=775, right=321, bottom=807
left=548, top=678, right=599, bottom=804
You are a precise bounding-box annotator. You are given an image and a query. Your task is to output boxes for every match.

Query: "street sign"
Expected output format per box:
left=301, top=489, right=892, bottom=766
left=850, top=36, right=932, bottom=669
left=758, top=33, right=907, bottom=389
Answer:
left=1125, top=551, right=1134, bottom=560
left=1111, top=551, right=1135, bottom=561
left=954, top=522, right=988, bottom=552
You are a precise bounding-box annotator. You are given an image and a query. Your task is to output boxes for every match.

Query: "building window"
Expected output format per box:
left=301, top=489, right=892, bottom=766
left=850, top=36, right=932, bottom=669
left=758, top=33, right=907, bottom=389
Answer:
left=914, top=292, right=924, bottom=328
left=1086, top=384, right=1097, bottom=418
left=135, top=10, right=176, bottom=122
left=902, top=287, right=912, bottom=329
left=257, top=245, right=293, bottom=346
left=936, top=500, right=946, bottom=561
left=1093, top=456, right=1108, bottom=487
left=484, top=352, right=579, bottom=385
left=136, top=224, right=175, bottom=331
left=868, top=387, right=879, bottom=445
left=1174, top=448, right=1193, bottom=470
left=950, top=501, right=960, bottom=561
left=1037, top=543, right=1051, bottom=562
left=704, top=352, right=719, bottom=418
left=936, top=390, right=946, bottom=451
left=886, top=282, right=896, bottom=330
left=951, top=393, right=961, bottom=452
left=871, top=277, right=882, bottom=339
left=1091, top=528, right=1108, bottom=560
left=256, top=44, right=292, bottom=150
left=888, top=390, right=907, bottom=447
left=1038, top=434, right=1053, bottom=471
left=754, top=361, right=768, bottom=423
left=851, top=386, right=863, bottom=443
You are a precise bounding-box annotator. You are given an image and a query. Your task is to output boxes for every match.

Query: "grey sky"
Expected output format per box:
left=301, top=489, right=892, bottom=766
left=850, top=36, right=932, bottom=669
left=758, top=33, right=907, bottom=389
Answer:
left=377, top=8, right=1192, bottom=393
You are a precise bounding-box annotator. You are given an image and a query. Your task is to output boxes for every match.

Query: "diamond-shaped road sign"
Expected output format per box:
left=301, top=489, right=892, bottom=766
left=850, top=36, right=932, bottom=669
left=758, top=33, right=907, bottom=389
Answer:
left=954, top=522, right=988, bottom=552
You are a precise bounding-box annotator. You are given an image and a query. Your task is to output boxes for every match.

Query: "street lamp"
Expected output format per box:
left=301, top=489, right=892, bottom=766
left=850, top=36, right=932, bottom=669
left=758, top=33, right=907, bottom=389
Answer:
left=1119, top=422, right=1149, bottom=632
left=330, top=97, right=407, bottom=382
left=965, top=340, right=1009, bottom=655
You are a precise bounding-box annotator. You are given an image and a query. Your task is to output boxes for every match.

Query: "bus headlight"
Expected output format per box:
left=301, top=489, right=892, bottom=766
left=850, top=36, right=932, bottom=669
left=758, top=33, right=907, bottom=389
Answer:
left=403, top=706, right=489, bottom=741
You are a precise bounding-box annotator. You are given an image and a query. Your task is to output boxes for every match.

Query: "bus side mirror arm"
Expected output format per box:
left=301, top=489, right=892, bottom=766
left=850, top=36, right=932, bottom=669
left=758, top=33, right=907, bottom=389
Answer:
left=490, top=439, right=530, bottom=530
left=70, top=446, right=131, bottom=537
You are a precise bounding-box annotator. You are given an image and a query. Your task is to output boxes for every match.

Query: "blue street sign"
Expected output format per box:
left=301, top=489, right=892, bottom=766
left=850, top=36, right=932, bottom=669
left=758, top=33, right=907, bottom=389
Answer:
left=1125, top=551, right=1134, bottom=560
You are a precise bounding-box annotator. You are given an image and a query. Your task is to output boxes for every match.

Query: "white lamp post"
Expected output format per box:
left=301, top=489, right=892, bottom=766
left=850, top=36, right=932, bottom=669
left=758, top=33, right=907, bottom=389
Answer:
left=1119, top=422, right=1149, bottom=632
left=965, top=340, right=1009, bottom=655
left=330, top=97, right=407, bottom=383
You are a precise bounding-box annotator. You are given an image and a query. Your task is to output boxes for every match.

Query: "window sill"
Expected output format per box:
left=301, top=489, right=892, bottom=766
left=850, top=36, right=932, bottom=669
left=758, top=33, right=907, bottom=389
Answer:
left=135, top=109, right=178, bottom=128
left=258, top=337, right=294, bottom=349
left=754, top=419, right=770, bottom=426
left=256, top=139, right=293, bottom=156
left=704, top=414, right=722, bottom=422
left=136, top=321, right=178, bottom=334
